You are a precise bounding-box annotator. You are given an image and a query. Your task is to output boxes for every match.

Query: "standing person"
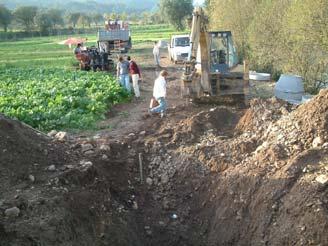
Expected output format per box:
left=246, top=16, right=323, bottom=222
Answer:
left=150, top=70, right=168, bottom=117
left=116, top=56, right=131, bottom=92
left=74, top=43, right=82, bottom=55
left=153, top=41, right=160, bottom=67
left=127, top=56, right=141, bottom=99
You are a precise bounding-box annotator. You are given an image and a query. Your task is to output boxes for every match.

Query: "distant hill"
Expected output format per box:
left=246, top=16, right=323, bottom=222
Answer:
left=0, top=0, right=159, bottom=13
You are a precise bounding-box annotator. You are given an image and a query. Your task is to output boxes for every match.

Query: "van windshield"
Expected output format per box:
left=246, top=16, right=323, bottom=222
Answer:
left=174, top=37, right=190, bottom=47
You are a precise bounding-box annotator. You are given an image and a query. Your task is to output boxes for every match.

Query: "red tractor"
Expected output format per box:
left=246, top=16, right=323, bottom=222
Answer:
left=75, top=47, right=114, bottom=72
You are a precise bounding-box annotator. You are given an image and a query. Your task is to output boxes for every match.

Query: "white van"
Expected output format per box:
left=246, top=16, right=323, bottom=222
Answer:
left=168, top=35, right=191, bottom=63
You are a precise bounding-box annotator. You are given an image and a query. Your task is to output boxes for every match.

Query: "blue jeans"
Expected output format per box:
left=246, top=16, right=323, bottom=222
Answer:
left=150, top=97, right=167, bottom=113
left=119, top=74, right=131, bottom=92
left=154, top=54, right=160, bottom=66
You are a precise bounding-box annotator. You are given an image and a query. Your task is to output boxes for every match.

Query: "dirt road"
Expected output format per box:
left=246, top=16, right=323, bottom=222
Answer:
left=75, top=49, right=187, bottom=140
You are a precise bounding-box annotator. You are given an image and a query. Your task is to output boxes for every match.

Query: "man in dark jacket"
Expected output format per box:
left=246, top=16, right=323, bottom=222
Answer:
left=127, top=56, right=141, bottom=98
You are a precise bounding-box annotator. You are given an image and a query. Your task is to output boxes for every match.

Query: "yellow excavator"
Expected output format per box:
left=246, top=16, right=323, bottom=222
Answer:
left=182, top=7, right=249, bottom=104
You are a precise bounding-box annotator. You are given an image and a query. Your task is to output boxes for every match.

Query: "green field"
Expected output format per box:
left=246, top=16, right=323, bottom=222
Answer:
left=0, top=24, right=186, bottom=69
left=0, top=24, right=185, bottom=131
left=0, top=68, right=130, bottom=131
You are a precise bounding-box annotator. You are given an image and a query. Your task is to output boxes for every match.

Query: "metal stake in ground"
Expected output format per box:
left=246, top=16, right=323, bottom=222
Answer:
left=138, top=153, right=143, bottom=183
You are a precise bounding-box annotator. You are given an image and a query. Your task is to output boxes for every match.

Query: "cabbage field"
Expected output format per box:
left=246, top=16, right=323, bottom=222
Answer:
left=0, top=68, right=129, bottom=131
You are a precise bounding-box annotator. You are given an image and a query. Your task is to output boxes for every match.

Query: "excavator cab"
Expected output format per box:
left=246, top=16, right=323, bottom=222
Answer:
left=209, top=31, right=238, bottom=73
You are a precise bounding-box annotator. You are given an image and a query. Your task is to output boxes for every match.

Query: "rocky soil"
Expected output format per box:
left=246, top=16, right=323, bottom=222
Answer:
left=1, top=44, right=328, bottom=246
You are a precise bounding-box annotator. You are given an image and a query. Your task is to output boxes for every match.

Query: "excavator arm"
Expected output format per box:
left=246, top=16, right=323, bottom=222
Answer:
left=182, top=7, right=212, bottom=96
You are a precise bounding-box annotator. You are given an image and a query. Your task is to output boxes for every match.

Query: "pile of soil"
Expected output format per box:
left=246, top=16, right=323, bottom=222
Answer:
left=0, top=114, right=146, bottom=246
left=1, top=90, right=328, bottom=246
left=139, top=89, right=328, bottom=245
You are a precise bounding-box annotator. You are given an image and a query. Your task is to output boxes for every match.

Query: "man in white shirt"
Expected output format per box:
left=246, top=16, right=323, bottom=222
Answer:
left=150, top=70, right=168, bottom=117
left=153, top=41, right=160, bottom=67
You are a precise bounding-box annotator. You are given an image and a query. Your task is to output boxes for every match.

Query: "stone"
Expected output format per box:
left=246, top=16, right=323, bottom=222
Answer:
left=145, top=230, right=152, bottom=236
left=315, top=175, right=328, bottom=185
left=47, top=130, right=58, bottom=137
left=48, top=165, right=56, bottom=171
left=5, top=207, right=20, bottom=217
left=146, top=177, right=153, bottom=186
left=55, top=131, right=68, bottom=141
left=28, top=175, right=35, bottom=182
left=101, top=154, right=109, bottom=160
left=312, top=137, right=323, bottom=148
left=84, top=150, right=95, bottom=156
left=80, top=160, right=93, bottom=167
left=271, top=204, right=278, bottom=211
left=158, top=221, right=166, bottom=226
left=128, top=133, right=136, bottom=137
left=81, top=143, right=94, bottom=153
left=132, top=201, right=138, bottom=210
left=139, top=131, right=146, bottom=136
left=161, top=173, right=169, bottom=184
left=163, top=199, right=170, bottom=210
left=99, top=144, right=111, bottom=151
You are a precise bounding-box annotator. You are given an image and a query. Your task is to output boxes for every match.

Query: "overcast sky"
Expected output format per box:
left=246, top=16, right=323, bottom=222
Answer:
left=193, top=0, right=205, bottom=6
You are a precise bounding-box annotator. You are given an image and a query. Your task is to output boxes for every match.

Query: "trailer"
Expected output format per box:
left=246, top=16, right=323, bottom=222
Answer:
left=97, top=20, right=132, bottom=53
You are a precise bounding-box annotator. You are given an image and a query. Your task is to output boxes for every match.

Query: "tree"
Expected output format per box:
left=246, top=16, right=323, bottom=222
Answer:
left=120, top=12, right=128, bottom=21
left=35, top=12, right=52, bottom=35
left=92, top=13, right=103, bottom=27
left=281, top=0, right=328, bottom=92
left=141, top=11, right=151, bottom=24
left=150, top=11, right=165, bottom=24
left=207, top=0, right=261, bottom=61
left=103, top=12, right=120, bottom=21
left=129, top=13, right=139, bottom=23
left=47, top=9, right=64, bottom=29
left=0, top=5, right=12, bottom=32
left=78, top=14, right=91, bottom=28
left=67, top=12, right=81, bottom=28
left=159, top=0, right=193, bottom=30
left=14, top=6, right=38, bottom=32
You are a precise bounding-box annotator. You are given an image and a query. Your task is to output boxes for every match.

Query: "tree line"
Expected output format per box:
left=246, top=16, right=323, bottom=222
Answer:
left=0, top=0, right=195, bottom=36
left=206, top=0, right=328, bottom=92
left=0, top=4, right=168, bottom=36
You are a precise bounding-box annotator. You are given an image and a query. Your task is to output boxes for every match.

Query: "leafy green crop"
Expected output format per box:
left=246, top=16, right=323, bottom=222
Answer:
left=0, top=68, right=130, bottom=131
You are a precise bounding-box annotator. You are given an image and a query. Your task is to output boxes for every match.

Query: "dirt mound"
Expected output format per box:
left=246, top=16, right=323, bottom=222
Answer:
left=0, top=115, right=146, bottom=246
left=235, top=97, right=291, bottom=134
left=292, top=89, right=328, bottom=144
left=154, top=107, right=239, bottom=145
left=0, top=114, right=69, bottom=186
left=139, top=91, right=328, bottom=245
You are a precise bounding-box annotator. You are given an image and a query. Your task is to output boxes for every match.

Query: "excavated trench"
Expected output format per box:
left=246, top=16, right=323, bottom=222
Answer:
left=1, top=90, right=328, bottom=246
